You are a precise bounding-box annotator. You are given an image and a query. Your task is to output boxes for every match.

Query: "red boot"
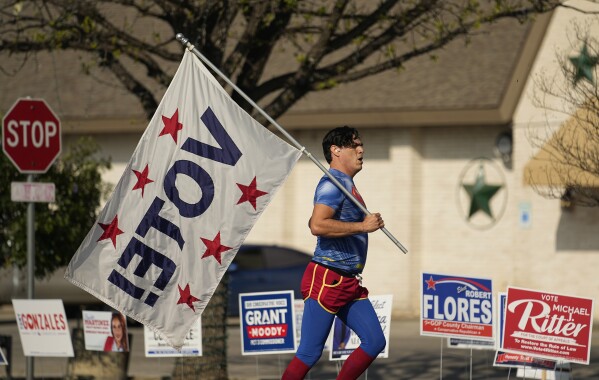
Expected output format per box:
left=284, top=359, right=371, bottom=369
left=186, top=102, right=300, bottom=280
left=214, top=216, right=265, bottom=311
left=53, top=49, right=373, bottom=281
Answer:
left=282, top=356, right=311, bottom=380
left=336, top=347, right=375, bottom=380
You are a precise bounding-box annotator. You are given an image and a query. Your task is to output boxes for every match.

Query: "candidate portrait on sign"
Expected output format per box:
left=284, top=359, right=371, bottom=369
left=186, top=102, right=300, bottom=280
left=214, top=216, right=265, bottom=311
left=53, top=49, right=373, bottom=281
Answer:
left=104, top=312, right=129, bottom=352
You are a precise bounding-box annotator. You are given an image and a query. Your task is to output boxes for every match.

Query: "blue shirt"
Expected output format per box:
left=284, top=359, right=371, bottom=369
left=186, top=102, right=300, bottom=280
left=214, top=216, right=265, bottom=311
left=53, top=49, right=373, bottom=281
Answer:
left=312, top=169, right=368, bottom=274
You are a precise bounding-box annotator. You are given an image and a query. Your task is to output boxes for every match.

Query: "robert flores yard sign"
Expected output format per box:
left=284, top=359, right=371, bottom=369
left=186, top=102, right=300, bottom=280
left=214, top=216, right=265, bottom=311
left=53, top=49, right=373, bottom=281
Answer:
left=2, top=98, right=61, bottom=174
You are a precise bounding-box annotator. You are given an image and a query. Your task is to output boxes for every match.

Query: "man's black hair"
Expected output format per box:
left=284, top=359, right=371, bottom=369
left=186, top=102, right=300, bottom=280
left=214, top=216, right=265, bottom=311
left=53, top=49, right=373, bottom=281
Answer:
left=322, top=126, right=360, bottom=163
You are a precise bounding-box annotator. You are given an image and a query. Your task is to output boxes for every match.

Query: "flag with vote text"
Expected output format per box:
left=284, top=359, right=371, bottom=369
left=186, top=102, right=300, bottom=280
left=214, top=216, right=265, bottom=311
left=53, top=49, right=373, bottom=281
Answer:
left=65, top=50, right=301, bottom=349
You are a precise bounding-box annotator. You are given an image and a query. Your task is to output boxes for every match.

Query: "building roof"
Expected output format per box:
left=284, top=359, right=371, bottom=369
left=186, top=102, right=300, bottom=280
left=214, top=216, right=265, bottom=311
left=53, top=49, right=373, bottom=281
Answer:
left=0, top=13, right=551, bottom=134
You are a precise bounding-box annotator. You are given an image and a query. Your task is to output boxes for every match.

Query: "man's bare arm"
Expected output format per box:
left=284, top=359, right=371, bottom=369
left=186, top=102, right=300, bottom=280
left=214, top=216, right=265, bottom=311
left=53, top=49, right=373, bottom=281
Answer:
left=309, top=204, right=384, bottom=238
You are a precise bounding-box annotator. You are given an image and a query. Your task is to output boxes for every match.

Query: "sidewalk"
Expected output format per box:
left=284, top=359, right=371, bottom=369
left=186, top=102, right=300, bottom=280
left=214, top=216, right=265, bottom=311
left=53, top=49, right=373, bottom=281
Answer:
left=1, top=305, right=599, bottom=379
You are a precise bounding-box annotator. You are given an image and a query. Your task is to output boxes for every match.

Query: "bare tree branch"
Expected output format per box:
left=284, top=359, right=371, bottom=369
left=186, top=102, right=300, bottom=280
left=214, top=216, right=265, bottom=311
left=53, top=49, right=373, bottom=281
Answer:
left=0, top=0, right=565, bottom=122
left=529, top=20, right=599, bottom=206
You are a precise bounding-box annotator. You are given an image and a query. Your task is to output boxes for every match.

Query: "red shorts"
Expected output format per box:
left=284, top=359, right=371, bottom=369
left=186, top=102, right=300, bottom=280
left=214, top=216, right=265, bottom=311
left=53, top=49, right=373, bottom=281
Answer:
left=301, top=262, right=369, bottom=314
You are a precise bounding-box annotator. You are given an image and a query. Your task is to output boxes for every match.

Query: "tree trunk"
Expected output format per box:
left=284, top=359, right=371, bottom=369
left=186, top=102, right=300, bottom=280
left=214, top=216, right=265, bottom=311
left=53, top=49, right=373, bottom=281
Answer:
left=172, top=274, right=228, bottom=379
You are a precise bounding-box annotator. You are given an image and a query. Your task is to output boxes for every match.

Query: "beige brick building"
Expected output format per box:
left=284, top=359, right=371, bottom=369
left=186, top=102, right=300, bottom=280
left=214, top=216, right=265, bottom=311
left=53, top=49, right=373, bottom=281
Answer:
left=1, top=1, right=598, bottom=319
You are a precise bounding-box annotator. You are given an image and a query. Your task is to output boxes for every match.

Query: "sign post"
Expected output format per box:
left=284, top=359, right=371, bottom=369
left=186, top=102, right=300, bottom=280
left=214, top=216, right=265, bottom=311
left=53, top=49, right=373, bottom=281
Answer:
left=2, top=98, right=62, bottom=380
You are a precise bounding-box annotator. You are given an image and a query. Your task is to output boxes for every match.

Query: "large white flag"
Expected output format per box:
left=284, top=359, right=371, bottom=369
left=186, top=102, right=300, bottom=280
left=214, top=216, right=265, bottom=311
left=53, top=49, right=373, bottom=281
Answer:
left=65, top=50, right=301, bottom=349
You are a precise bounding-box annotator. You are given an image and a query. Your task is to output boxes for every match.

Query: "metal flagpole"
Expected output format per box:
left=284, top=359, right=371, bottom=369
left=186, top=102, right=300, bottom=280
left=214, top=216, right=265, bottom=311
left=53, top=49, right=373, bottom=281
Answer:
left=176, top=33, right=408, bottom=254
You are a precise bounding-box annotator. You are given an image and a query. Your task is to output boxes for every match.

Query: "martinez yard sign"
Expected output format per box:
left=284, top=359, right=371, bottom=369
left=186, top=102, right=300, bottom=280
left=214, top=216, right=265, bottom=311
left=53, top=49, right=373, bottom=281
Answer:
left=2, top=98, right=61, bottom=173
left=503, top=287, right=594, bottom=365
left=421, top=272, right=494, bottom=340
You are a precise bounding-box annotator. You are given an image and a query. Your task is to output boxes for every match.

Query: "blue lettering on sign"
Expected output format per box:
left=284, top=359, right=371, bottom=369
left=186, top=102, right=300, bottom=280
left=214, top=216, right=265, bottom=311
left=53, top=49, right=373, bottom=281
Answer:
left=136, top=197, right=185, bottom=249
left=164, top=160, right=214, bottom=218
left=108, top=237, right=176, bottom=306
left=182, top=107, right=242, bottom=166
left=109, top=105, right=243, bottom=307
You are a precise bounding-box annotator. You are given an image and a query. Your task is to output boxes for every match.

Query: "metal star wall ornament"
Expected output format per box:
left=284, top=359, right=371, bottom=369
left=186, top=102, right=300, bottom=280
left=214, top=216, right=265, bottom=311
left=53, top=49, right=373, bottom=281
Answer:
left=569, top=42, right=599, bottom=85
left=462, top=164, right=502, bottom=220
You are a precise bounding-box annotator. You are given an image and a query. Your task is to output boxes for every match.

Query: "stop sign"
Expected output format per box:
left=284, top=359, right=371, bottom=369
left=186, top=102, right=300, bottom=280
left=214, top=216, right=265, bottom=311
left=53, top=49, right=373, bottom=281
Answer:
left=2, top=98, right=61, bottom=173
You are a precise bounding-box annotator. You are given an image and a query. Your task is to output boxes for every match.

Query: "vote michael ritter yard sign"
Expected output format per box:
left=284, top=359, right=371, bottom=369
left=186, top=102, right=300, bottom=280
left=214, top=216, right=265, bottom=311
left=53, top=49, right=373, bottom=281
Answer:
left=2, top=98, right=61, bottom=173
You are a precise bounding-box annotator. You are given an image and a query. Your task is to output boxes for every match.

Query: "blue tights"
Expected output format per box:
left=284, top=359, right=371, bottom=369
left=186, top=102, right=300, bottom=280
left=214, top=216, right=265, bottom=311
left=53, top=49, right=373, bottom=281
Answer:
left=295, top=298, right=386, bottom=367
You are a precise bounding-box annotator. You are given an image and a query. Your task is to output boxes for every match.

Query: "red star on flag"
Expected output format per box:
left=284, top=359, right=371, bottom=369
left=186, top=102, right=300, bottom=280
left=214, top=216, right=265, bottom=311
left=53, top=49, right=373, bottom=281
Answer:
left=177, top=284, right=200, bottom=312
left=97, top=215, right=124, bottom=248
left=159, top=108, right=184, bottom=142
left=236, top=177, right=268, bottom=210
left=200, top=232, right=232, bottom=265
left=425, top=276, right=437, bottom=290
left=132, top=164, right=154, bottom=197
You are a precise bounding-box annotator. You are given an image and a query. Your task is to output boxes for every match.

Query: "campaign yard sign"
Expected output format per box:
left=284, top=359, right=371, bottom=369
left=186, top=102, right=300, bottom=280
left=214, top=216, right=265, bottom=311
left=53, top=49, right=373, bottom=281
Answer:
left=144, top=317, right=202, bottom=357
left=494, top=352, right=557, bottom=370
left=421, top=272, right=493, bottom=340
left=12, top=299, right=74, bottom=357
left=329, top=295, right=393, bottom=361
left=503, top=287, right=593, bottom=365
left=448, top=337, right=495, bottom=350
left=494, top=292, right=557, bottom=370
left=294, top=299, right=304, bottom=347
left=82, top=311, right=129, bottom=352
left=82, top=311, right=113, bottom=351
left=240, top=291, right=296, bottom=355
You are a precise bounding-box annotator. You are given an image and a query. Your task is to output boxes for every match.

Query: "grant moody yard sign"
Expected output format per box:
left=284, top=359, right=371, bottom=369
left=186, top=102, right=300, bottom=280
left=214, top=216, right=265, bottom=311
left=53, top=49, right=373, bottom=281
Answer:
left=503, top=287, right=593, bottom=364
left=240, top=290, right=296, bottom=355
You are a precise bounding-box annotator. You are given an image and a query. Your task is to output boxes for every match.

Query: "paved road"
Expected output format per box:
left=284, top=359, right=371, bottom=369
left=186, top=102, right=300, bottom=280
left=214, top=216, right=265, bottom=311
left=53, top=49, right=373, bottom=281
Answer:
left=1, top=316, right=598, bottom=379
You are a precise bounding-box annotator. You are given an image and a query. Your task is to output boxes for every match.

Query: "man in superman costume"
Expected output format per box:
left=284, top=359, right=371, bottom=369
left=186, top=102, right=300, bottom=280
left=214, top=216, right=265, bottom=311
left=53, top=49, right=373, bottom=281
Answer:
left=283, top=126, right=386, bottom=380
